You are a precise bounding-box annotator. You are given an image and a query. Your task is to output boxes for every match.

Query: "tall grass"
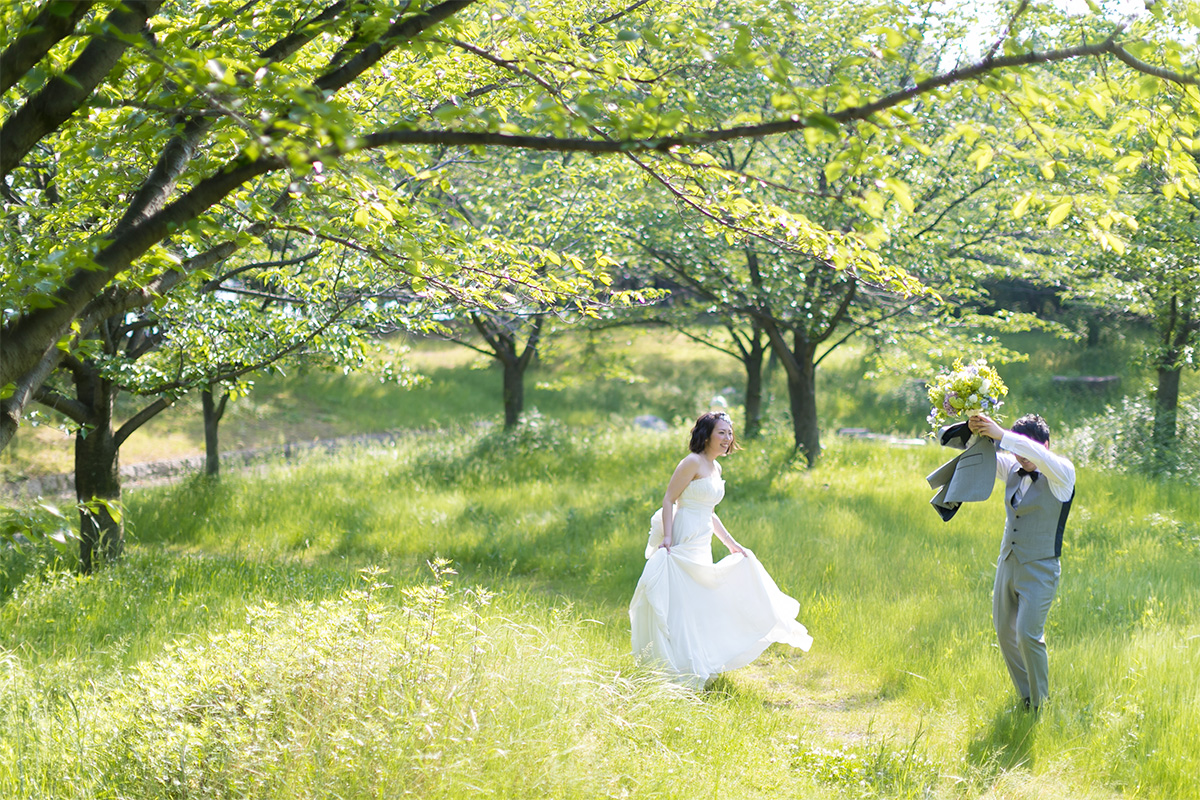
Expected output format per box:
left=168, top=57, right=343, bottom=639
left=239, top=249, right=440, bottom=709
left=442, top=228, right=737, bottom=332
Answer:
left=2, top=325, right=1197, bottom=798
left=2, top=421, right=1197, bottom=798
left=4, top=325, right=1195, bottom=481
left=0, top=540, right=925, bottom=799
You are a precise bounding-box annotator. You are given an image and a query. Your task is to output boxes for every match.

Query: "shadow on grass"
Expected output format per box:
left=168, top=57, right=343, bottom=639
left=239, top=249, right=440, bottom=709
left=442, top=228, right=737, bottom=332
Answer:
left=704, top=673, right=740, bottom=698
left=966, top=700, right=1040, bottom=777
left=424, top=489, right=648, bottom=588
left=125, top=472, right=232, bottom=547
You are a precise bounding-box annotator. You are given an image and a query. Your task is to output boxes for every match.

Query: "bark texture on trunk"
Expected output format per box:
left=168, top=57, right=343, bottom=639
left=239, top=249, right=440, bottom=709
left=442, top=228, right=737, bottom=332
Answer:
left=1152, top=366, right=1181, bottom=473
left=503, top=360, right=525, bottom=430
left=786, top=359, right=820, bottom=467
left=743, top=353, right=764, bottom=440
left=74, top=373, right=122, bottom=574
left=202, top=386, right=229, bottom=477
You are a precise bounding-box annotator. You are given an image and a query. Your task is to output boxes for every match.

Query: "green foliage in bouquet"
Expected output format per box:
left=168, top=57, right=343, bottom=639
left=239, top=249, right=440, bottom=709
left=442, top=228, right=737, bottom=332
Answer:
left=926, top=359, right=1008, bottom=429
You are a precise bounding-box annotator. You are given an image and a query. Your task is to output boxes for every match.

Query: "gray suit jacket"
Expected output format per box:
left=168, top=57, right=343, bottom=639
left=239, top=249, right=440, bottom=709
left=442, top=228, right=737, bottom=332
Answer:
left=926, top=422, right=997, bottom=521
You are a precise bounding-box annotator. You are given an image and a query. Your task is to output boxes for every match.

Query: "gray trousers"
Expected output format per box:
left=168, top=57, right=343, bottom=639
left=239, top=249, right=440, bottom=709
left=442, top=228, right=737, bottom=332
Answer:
left=993, top=552, right=1060, bottom=707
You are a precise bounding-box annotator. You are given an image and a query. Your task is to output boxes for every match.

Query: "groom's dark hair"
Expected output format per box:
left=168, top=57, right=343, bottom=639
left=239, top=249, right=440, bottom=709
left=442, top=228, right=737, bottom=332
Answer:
left=689, top=411, right=741, bottom=455
left=1011, top=414, right=1051, bottom=445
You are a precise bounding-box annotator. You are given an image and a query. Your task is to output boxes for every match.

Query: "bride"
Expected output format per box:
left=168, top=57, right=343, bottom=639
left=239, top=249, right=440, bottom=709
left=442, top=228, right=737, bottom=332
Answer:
left=630, top=411, right=812, bottom=687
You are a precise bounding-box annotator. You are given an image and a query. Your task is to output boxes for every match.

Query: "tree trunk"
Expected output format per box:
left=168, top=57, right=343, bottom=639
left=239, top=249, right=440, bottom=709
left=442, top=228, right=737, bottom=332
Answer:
left=74, top=376, right=122, bottom=574
left=1152, top=366, right=1181, bottom=474
left=503, top=357, right=525, bottom=429
left=763, top=321, right=822, bottom=466
left=743, top=343, right=765, bottom=440
left=0, top=410, right=16, bottom=454
left=1085, top=313, right=1102, bottom=348
left=471, top=313, right=541, bottom=431
left=202, top=386, right=228, bottom=477
left=786, top=358, right=821, bottom=467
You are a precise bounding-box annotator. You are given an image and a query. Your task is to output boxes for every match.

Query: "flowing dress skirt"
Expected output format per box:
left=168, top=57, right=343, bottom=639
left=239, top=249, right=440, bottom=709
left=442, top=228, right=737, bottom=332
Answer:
left=629, top=474, right=812, bottom=687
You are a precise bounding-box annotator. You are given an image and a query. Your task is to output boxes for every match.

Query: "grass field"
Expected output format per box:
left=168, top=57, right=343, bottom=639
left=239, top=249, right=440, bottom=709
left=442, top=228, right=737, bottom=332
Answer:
left=1, top=328, right=1198, bottom=798
left=1, top=325, right=1185, bottom=480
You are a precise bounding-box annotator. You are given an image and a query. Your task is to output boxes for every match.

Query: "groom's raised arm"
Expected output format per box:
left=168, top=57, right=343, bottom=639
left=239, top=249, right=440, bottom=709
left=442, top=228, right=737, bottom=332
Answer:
left=998, top=432, right=1076, bottom=501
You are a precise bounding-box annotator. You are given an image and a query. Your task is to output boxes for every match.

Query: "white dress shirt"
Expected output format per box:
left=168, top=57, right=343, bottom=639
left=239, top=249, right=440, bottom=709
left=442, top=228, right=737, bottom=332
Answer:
left=994, top=431, right=1076, bottom=502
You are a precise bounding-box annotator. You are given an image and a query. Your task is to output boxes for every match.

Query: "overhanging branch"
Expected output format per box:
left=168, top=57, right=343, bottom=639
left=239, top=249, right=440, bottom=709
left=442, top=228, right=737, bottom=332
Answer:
left=359, top=40, right=1199, bottom=157
left=114, top=398, right=172, bottom=447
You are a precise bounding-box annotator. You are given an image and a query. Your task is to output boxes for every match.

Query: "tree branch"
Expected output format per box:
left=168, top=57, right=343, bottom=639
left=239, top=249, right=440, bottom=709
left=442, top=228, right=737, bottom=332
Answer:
left=33, top=386, right=93, bottom=427
left=0, top=0, right=166, bottom=180
left=203, top=250, right=322, bottom=292
left=368, top=39, right=1200, bottom=158
left=814, top=290, right=926, bottom=368
left=314, top=0, right=478, bottom=95
left=0, top=335, right=72, bottom=450
left=1110, top=43, right=1200, bottom=85
left=470, top=312, right=513, bottom=362
left=914, top=177, right=996, bottom=239
left=594, top=0, right=655, bottom=28
left=136, top=289, right=368, bottom=397
left=259, top=0, right=352, bottom=63
left=812, top=277, right=858, bottom=348
left=114, top=397, right=173, bottom=447
left=671, top=322, right=743, bottom=360
left=214, top=285, right=307, bottom=304
left=114, top=114, right=212, bottom=235
left=0, top=1, right=96, bottom=96
left=983, top=0, right=1031, bottom=62
left=517, top=314, right=545, bottom=369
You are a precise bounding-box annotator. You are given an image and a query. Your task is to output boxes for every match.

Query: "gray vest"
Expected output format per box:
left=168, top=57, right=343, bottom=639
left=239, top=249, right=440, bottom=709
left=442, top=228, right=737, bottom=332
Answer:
left=1000, top=469, right=1074, bottom=564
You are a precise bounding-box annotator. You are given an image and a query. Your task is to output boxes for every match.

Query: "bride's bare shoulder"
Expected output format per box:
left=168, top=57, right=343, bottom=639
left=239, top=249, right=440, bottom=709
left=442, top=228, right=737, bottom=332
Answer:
left=670, top=452, right=704, bottom=477
left=679, top=452, right=719, bottom=481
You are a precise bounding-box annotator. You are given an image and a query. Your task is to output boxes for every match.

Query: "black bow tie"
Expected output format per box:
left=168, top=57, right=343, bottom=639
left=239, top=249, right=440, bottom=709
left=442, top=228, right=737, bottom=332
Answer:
left=1017, top=468, right=1040, bottom=481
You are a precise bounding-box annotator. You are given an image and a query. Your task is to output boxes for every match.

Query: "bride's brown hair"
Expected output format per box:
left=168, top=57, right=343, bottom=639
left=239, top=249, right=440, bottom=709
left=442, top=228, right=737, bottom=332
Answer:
left=688, top=411, right=741, bottom=455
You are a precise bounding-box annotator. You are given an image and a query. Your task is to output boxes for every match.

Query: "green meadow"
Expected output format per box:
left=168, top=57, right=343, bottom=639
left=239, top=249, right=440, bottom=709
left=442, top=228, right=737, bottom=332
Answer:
left=1, top=330, right=1198, bottom=799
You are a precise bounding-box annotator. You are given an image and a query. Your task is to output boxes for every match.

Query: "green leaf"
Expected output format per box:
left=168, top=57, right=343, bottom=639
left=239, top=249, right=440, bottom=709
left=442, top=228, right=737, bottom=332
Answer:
left=805, top=113, right=839, bottom=134
left=970, top=145, right=994, bottom=172
left=27, top=293, right=59, bottom=310
left=35, top=501, right=67, bottom=521
left=1046, top=201, right=1072, bottom=229
left=100, top=499, right=123, bottom=524
left=1113, top=154, right=1142, bottom=172
left=1103, top=230, right=1126, bottom=255
left=862, top=190, right=885, bottom=219
left=884, top=177, right=914, bottom=213
left=874, top=26, right=907, bottom=48
left=954, top=124, right=980, bottom=146
left=1012, top=194, right=1033, bottom=219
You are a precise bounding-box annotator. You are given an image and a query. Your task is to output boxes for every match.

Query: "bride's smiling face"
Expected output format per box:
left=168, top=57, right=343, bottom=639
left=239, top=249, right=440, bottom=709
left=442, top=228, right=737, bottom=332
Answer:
left=707, top=419, right=735, bottom=456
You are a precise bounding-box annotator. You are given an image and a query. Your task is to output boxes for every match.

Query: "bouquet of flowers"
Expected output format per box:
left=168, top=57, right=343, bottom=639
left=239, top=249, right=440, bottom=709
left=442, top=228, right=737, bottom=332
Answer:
left=926, top=358, right=1007, bottom=429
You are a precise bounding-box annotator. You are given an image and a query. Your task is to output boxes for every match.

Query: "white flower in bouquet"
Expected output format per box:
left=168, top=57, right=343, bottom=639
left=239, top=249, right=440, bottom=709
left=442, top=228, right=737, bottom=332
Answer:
left=926, top=358, right=1008, bottom=429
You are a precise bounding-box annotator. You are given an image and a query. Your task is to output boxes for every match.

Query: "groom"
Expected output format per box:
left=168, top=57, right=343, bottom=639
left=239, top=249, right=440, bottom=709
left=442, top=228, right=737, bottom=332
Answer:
left=967, top=412, right=1076, bottom=713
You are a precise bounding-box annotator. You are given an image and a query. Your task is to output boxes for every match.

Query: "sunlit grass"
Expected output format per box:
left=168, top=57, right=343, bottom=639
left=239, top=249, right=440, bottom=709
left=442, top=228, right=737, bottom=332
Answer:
left=3, top=423, right=1197, bottom=798
left=4, top=324, right=1194, bottom=482
left=2, top=321, right=1198, bottom=798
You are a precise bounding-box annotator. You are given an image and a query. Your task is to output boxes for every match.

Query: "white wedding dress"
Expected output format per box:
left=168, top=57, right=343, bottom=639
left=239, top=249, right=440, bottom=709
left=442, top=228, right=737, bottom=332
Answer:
left=629, top=470, right=812, bottom=687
